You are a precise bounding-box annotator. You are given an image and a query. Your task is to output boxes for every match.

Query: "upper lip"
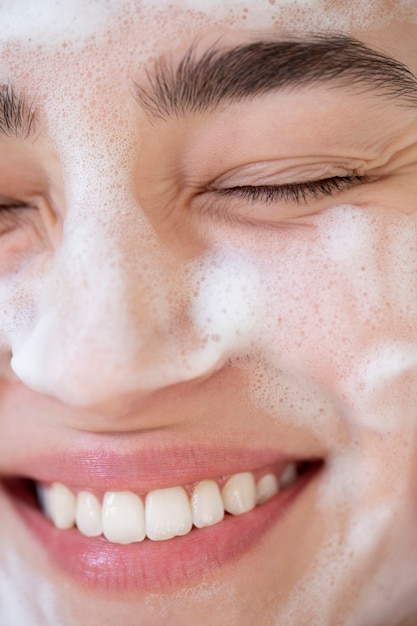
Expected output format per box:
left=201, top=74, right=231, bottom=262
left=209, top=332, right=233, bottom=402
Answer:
left=1, top=442, right=318, bottom=492
left=0, top=378, right=328, bottom=492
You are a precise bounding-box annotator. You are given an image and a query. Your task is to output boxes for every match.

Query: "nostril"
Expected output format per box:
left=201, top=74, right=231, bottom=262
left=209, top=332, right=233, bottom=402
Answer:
left=0, top=351, right=17, bottom=382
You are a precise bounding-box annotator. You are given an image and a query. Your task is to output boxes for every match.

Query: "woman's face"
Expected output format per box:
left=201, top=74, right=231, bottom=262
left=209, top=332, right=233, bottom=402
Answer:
left=1, top=1, right=417, bottom=624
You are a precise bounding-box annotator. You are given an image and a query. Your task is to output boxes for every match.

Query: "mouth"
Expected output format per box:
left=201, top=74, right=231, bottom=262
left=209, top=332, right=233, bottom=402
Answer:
left=2, top=454, right=323, bottom=593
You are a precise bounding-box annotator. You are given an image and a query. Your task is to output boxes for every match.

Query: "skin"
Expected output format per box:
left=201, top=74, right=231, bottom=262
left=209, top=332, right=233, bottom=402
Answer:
left=1, top=1, right=417, bottom=624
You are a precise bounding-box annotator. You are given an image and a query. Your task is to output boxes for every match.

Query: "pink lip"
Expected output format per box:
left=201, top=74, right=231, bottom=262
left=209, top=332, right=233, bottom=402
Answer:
left=7, top=445, right=299, bottom=491
left=7, top=465, right=320, bottom=593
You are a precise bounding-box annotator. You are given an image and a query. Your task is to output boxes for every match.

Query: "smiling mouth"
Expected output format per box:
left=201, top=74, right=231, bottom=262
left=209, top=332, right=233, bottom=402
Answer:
left=2, top=457, right=323, bottom=592
left=33, top=459, right=312, bottom=543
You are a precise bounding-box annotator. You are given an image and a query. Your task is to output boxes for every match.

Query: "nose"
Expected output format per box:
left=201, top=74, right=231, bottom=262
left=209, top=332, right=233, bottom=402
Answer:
left=9, top=190, right=262, bottom=414
left=9, top=194, right=228, bottom=412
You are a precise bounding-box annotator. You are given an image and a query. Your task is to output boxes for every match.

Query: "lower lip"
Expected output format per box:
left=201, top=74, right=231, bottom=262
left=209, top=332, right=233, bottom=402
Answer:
left=6, top=467, right=319, bottom=594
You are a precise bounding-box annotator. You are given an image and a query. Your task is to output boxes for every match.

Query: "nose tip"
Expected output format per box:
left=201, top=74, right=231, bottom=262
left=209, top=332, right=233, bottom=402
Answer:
left=9, top=273, right=232, bottom=411
left=10, top=310, right=229, bottom=412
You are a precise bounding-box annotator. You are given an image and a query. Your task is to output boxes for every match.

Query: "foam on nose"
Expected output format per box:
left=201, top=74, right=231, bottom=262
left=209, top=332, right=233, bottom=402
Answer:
left=8, top=215, right=195, bottom=406
left=7, top=189, right=266, bottom=407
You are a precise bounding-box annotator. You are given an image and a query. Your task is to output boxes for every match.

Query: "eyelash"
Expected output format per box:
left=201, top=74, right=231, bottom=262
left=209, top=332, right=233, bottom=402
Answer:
left=0, top=203, right=27, bottom=212
left=0, top=202, right=34, bottom=232
left=217, top=175, right=366, bottom=205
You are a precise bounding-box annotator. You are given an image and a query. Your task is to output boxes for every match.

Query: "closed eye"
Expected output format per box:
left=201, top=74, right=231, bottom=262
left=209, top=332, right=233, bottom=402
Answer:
left=217, top=175, right=368, bottom=205
left=0, top=200, right=36, bottom=236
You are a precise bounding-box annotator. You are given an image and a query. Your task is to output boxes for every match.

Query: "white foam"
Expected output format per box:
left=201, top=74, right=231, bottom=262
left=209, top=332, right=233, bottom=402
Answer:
left=0, top=548, right=61, bottom=626
left=0, top=0, right=110, bottom=41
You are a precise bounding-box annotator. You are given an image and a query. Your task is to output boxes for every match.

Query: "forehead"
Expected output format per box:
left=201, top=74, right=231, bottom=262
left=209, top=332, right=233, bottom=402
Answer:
left=0, top=0, right=412, bottom=46
left=0, top=0, right=414, bottom=92
left=0, top=0, right=415, bottom=164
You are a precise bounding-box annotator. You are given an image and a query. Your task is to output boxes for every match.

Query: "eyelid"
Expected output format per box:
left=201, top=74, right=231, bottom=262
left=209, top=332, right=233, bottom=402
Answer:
left=0, top=196, right=28, bottom=206
left=208, top=159, right=368, bottom=190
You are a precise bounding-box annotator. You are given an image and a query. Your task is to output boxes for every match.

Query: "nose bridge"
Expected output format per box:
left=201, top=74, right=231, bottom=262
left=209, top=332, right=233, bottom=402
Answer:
left=59, top=195, right=167, bottom=322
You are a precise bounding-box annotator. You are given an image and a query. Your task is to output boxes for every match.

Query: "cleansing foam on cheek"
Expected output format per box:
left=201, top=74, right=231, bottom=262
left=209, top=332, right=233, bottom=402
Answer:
left=190, top=246, right=266, bottom=362
left=245, top=202, right=417, bottom=625
left=0, top=546, right=61, bottom=626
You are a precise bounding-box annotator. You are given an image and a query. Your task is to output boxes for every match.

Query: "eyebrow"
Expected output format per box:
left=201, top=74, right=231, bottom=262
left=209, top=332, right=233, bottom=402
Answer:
left=136, top=34, right=417, bottom=120
left=0, top=83, right=36, bottom=139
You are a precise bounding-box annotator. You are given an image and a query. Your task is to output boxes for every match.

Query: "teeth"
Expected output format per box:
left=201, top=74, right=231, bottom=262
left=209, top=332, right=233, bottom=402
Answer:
left=102, top=491, right=146, bottom=544
left=145, top=486, right=192, bottom=541
left=36, top=483, right=52, bottom=520
left=48, top=482, right=76, bottom=530
left=255, top=474, right=279, bottom=505
left=37, top=462, right=303, bottom=542
left=221, top=472, right=256, bottom=515
left=191, top=480, right=224, bottom=528
left=76, top=491, right=103, bottom=537
left=280, top=463, right=298, bottom=489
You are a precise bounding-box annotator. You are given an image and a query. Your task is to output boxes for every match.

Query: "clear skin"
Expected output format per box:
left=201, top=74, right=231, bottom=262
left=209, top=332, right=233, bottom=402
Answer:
left=1, top=1, right=417, bottom=624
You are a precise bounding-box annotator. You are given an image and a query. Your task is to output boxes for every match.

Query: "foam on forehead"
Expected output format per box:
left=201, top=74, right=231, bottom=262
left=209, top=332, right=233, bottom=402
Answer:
left=0, top=0, right=109, bottom=41
left=0, top=0, right=415, bottom=49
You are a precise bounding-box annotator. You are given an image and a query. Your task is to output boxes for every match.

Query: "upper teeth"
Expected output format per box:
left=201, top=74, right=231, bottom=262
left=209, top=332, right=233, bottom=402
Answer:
left=37, top=463, right=298, bottom=544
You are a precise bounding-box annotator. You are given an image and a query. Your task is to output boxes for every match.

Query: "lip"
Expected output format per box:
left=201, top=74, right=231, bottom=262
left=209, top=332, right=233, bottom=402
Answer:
left=4, top=445, right=305, bottom=492
left=4, top=462, right=321, bottom=593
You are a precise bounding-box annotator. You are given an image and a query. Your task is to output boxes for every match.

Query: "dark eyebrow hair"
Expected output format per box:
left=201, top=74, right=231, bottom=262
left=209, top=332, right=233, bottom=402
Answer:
left=136, top=34, right=417, bottom=120
left=0, top=83, right=36, bottom=139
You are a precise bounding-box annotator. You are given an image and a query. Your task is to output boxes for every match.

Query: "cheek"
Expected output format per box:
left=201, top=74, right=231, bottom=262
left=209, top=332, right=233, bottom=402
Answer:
left=237, top=205, right=417, bottom=436
left=256, top=206, right=417, bottom=380
left=244, top=206, right=417, bottom=609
